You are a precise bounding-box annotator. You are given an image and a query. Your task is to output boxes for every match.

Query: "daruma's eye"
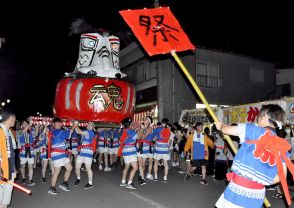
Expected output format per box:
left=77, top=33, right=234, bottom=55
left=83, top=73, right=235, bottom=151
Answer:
left=82, top=38, right=97, bottom=49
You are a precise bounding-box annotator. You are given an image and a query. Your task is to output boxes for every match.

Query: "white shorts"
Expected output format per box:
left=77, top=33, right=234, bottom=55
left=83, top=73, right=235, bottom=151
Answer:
left=137, top=153, right=152, bottom=159
left=98, top=147, right=108, bottom=154
left=153, top=153, right=170, bottom=161
left=52, top=157, right=70, bottom=168
left=123, top=155, right=138, bottom=164
left=20, top=157, right=34, bottom=165
left=0, top=183, right=13, bottom=205
left=108, top=148, right=118, bottom=155
left=76, top=155, right=93, bottom=165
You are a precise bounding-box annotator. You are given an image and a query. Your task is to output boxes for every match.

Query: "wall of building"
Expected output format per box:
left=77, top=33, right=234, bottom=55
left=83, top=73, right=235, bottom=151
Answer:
left=120, top=42, right=276, bottom=123
left=276, top=69, right=294, bottom=97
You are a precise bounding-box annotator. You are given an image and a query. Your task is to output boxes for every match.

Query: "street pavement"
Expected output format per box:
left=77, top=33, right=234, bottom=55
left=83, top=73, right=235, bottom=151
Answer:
left=10, top=162, right=289, bottom=208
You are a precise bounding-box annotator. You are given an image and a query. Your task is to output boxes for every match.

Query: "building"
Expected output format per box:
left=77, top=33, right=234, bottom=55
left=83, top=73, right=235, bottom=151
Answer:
left=120, top=42, right=276, bottom=123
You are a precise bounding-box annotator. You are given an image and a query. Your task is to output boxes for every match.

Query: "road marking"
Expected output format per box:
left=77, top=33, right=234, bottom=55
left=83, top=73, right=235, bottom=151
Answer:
left=129, top=192, right=168, bottom=208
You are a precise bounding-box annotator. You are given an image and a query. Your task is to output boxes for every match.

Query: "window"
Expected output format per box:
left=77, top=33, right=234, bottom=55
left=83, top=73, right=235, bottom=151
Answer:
left=250, top=68, right=265, bottom=83
left=196, top=63, right=222, bottom=87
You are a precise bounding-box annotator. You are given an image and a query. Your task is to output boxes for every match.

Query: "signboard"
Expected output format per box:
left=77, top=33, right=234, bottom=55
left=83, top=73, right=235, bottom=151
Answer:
left=179, top=108, right=217, bottom=126
left=120, top=7, right=195, bottom=56
left=221, top=97, right=294, bottom=124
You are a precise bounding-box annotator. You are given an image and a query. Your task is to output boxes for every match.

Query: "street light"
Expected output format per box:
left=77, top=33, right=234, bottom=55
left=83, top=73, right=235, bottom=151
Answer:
left=6, top=99, right=10, bottom=103
left=37, top=112, right=40, bottom=115
left=1, top=102, right=5, bottom=107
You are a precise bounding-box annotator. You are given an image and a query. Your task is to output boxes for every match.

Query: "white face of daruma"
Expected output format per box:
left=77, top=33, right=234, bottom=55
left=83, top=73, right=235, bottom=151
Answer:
left=75, top=33, right=126, bottom=78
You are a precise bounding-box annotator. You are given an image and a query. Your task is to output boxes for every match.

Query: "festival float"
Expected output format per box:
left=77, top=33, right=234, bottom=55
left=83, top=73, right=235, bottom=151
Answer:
left=53, top=32, right=135, bottom=126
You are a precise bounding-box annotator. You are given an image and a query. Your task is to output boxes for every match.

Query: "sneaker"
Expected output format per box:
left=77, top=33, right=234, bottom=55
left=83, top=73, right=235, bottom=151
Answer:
left=74, top=179, right=80, bottom=186
left=126, top=183, right=136, bottom=190
left=84, top=183, right=94, bottom=189
left=120, top=182, right=127, bottom=187
left=272, top=193, right=283, bottom=199
left=161, top=178, right=168, bottom=183
left=176, top=162, right=180, bottom=166
left=140, top=178, right=146, bottom=185
left=146, top=173, right=153, bottom=180
left=171, top=162, right=176, bottom=167
left=99, top=164, right=103, bottom=171
left=200, top=179, right=208, bottom=185
left=154, top=177, right=158, bottom=182
left=41, top=177, right=46, bottom=183
left=28, top=180, right=35, bottom=186
left=178, top=170, right=186, bottom=174
left=48, top=187, right=59, bottom=195
left=59, top=182, right=71, bottom=192
left=104, top=167, right=111, bottom=172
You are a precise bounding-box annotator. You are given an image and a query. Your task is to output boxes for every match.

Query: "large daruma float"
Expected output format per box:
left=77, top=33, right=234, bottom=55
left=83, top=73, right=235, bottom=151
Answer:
left=53, top=32, right=135, bottom=125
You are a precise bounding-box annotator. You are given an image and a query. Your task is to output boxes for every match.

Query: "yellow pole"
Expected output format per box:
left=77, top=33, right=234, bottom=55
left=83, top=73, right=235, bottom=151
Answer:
left=171, top=50, right=271, bottom=207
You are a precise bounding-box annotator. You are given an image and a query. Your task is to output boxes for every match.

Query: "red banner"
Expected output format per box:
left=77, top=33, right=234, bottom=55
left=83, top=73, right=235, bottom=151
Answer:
left=119, top=7, right=195, bottom=56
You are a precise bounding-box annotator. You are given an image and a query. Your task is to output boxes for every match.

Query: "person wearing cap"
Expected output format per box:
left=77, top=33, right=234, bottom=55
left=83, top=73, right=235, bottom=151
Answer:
left=0, top=110, right=16, bottom=208
left=74, top=122, right=96, bottom=189
left=47, top=118, right=75, bottom=195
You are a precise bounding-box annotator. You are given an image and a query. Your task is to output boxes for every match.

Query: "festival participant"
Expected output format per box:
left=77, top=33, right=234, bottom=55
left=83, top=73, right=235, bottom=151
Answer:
left=38, top=124, right=52, bottom=183
left=0, top=109, right=17, bottom=208
left=137, top=116, right=153, bottom=185
left=215, top=104, right=292, bottom=208
left=47, top=118, right=75, bottom=195
left=184, top=122, right=214, bottom=185
left=74, top=122, right=96, bottom=189
left=17, top=119, right=36, bottom=186
left=214, top=131, right=228, bottom=181
left=118, top=118, right=138, bottom=189
left=67, top=129, right=79, bottom=164
left=108, top=128, right=122, bottom=168
left=152, top=118, right=171, bottom=182
left=97, top=128, right=111, bottom=171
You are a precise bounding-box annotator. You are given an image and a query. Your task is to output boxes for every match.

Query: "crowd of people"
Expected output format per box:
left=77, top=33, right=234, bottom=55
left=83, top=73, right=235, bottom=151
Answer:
left=1, top=104, right=294, bottom=207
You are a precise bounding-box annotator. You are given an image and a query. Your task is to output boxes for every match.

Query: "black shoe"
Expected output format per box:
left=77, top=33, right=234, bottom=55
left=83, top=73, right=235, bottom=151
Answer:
left=140, top=178, right=146, bottom=185
left=200, top=179, right=208, bottom=185
left=74, top=179, right=80, bottom=186
left=154, top=177, right=158, bottom=182
left=42, top=177, right=46, bottom=183
left=48, top=186, right=59, bottom=195
left=184, top=173, right=191, bottom=182
left=84, top=183, right=94, bottom=189
left=28, top=180, right=35, bottom=186
left=59, top=182, right=71, bottom=192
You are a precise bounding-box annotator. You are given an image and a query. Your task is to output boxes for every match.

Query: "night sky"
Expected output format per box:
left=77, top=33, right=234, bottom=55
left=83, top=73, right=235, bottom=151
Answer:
left=0, top=1, right=294, bottom=119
